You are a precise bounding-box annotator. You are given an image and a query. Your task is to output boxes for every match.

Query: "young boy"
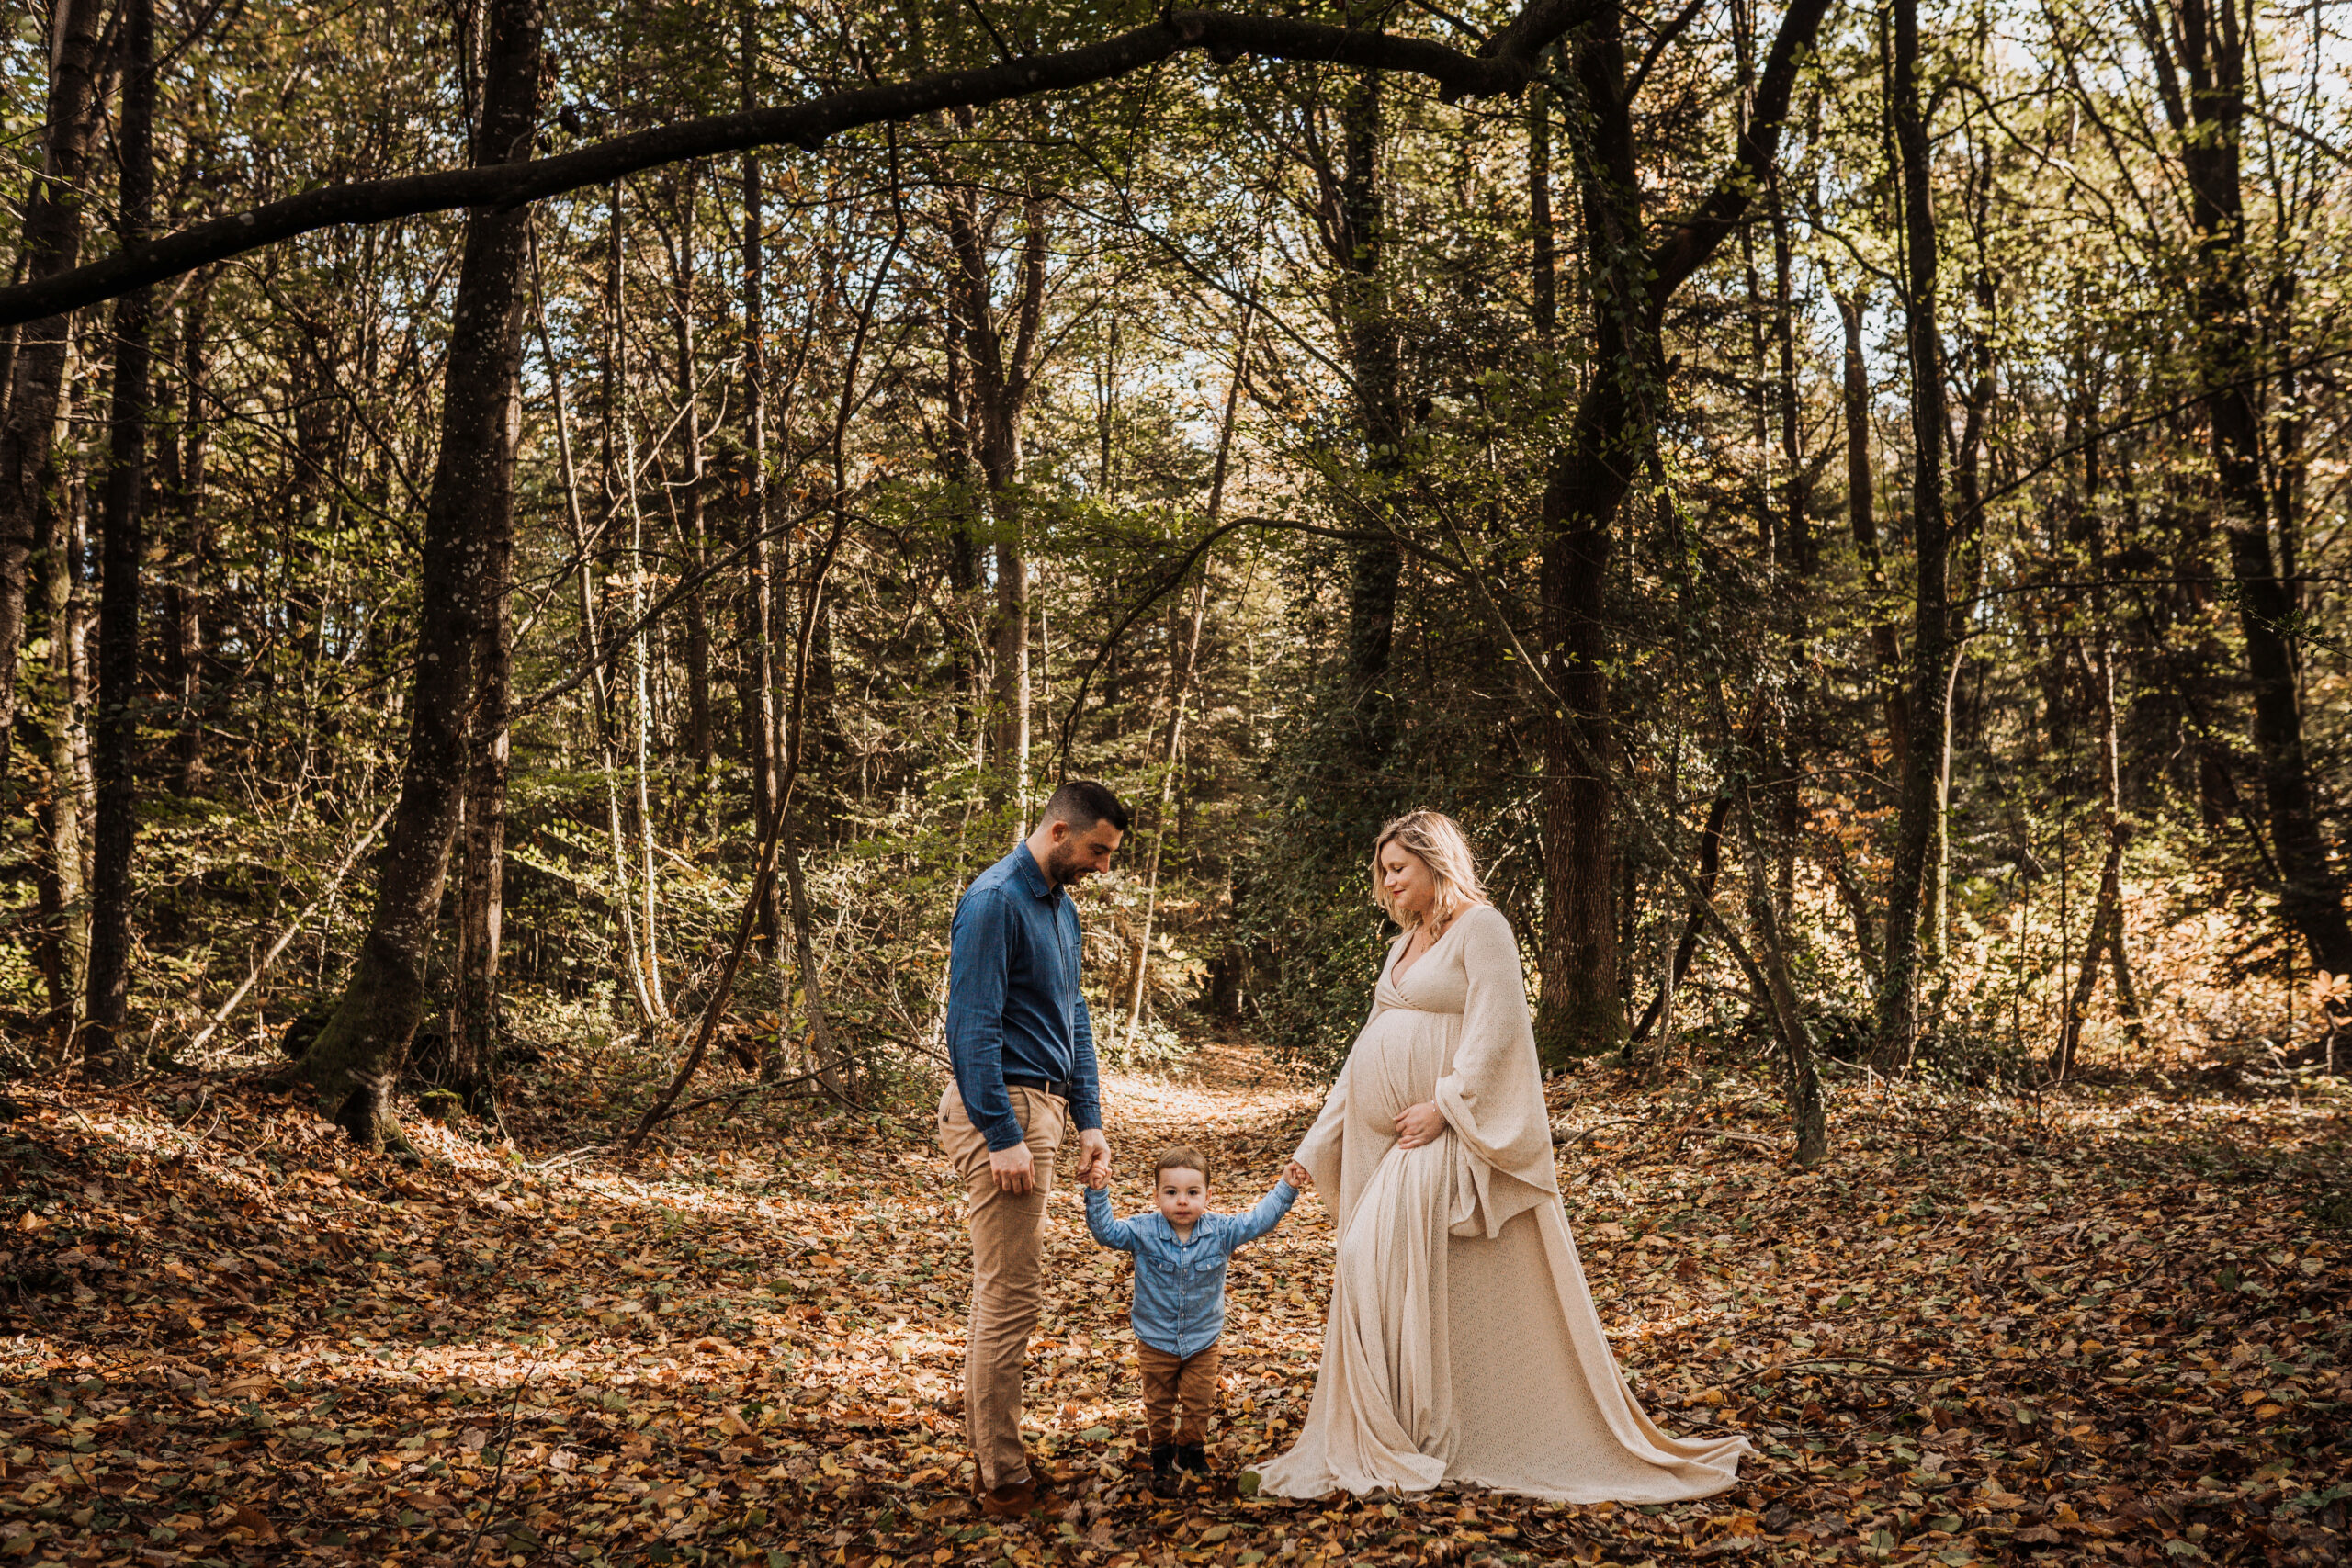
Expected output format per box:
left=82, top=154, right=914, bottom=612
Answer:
left=1083, top=1145, right=1309, bottom=1494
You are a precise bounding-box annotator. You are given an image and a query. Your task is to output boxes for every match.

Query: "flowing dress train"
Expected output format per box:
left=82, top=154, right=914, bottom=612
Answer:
left=1254, top=905, right=1747, bottom=1503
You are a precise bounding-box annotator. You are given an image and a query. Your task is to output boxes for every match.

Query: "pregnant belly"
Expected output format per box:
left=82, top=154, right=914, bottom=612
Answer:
left=1355, top=1006, right=1460, bottom=1124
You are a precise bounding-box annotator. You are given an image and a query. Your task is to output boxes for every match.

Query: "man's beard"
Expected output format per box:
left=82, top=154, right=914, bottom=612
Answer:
left=1044, top=842, right=1084, bottom=888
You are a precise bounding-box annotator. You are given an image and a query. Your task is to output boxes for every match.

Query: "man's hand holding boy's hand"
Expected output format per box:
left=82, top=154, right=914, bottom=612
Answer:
left=1075, top=1128, right=1112, bottom=1186
left=1084, top=1164, right=1111, bottom=1191
left=1283, top=1160, right=1311, bottom=1190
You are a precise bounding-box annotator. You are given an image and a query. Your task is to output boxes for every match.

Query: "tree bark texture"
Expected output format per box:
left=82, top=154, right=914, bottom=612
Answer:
left=448, top=507, right=514, bottom=1112
left=0, top=0, right=107, bottom=809
left=30, top=422, right=89, bottom=1049
left=82, top=0, right=156, bottom=1087
left=293, top=0, right=546, bottom=1145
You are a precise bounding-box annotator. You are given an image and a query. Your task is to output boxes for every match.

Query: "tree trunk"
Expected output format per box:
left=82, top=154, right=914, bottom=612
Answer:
left=0, top=0, right=107, bottom=809
left=1872, top=0, right=1954, bottom=1073
left=740, top=2, right=786, bottom=987
left=1630, top=791, right=1730, bottom=1045
left=168, top=277, right=210, bottom=795
left=81, top=0, right=156, bottom=1087
left=671, top=167, right=715, bottom=833
left=944, top=177, right=1048, bottom=805
left=1537, top=8, right=1642, bottom=1063
left=1337, top=68, right=1405, bottom=761
left=1837, top=291, right=1912, bottom=784
left=30, top=423, right=89, bottom=1051
left=530, top=252, right=659, bottom=1025
left=1530, top=0, right=1833, bottom=1063
left=1122, top=304, right=1251, bottom=1051
left=2138, top=0, right=2352, bottom=978
left=291, top=0, right=545, bottom=1148
left=1733, top=783, right=1827, bottom=1166
left=448, top=499, right=514, bottom=1112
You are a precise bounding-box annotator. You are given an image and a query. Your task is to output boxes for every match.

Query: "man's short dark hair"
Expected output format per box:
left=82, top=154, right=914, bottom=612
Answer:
left=1042, top=779, right=1129, bottom=834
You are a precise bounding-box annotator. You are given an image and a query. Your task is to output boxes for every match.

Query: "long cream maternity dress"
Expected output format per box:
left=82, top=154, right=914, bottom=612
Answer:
left=1255, top=904, right=1747, bottom=1503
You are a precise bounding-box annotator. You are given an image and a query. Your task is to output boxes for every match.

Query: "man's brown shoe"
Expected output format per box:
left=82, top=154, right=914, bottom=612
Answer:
left=978, top=1476, right=1062, bottom=1518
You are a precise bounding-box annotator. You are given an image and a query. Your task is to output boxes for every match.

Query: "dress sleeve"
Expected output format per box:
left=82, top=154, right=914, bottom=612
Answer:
left=1290, top=1053, right=1352, bottom=1202
left=1431, top=906, right=1559, bottom=1238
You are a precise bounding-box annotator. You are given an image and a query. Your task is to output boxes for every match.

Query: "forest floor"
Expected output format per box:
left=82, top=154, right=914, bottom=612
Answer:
left=0, top=1034, right=2347, bottom=1568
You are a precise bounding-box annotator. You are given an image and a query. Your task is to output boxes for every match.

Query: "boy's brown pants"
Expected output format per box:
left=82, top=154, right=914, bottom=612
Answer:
left=1138, top=1342, right=1221, bottom=1446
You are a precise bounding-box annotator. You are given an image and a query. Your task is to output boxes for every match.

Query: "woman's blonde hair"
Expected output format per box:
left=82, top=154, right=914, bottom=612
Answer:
left=1371, top=810, right=1487, bottom=929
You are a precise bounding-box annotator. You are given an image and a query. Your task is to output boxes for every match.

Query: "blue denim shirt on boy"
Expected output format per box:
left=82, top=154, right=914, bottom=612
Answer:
left=1083, top=1181, right=1298, bottom=1358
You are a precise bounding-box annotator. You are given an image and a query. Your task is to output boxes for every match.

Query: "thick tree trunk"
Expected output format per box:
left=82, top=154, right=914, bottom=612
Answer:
left=1536, top=9, right=1642, bottom=1063
left=0, top=0, right=107, bottom=807
left=82, top=0, right=156, bottom=1086
left=1337, top=68, right=1404, bottom=760
left=1872, top=0, right=1954, bottom=1073
left=292, top=0, right=545, bottom=1147
left=2148, top=0, right=2352, bottom=979
left=1530, top=0, right=1832, bottom=1062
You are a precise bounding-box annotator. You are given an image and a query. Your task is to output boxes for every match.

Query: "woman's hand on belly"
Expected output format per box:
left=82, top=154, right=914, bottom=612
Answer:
left=1390, top=1100, right=1446, bottom=1150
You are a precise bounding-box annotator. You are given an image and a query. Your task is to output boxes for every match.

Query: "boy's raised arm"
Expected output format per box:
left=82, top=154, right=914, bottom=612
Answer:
left=1082, top=1184, right=1140, bottom=1251
left=1223, top=1177, right=1300, bottom=1247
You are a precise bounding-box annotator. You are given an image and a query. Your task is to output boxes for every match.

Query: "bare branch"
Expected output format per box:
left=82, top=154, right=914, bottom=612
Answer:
left=0, top=3, right=1598, bottom=326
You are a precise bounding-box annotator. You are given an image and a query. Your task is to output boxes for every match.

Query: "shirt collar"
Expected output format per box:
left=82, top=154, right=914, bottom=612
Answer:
left=1012, top=841, right=1058, bottom=901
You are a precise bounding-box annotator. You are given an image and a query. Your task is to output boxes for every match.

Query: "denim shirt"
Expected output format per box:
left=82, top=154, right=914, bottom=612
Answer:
left=1084, top=1182, right=1298, bottom=1358
left=944, top=843, right=1104, bottom=1151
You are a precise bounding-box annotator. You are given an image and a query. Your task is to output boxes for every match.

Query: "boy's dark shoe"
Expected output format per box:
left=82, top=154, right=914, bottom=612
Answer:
left=1148, top=1443, right=1179, bottom=1497
left=1174, top=1441, right=1210, bottom=1476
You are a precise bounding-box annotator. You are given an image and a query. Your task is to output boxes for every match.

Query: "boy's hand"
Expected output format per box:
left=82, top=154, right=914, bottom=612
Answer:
left=1075, top=1128, right=1112, bottom=1186
left=1283, top=1161, right=1311, bottom=1190
left=1085, top=1164, right=1111, bottom=1191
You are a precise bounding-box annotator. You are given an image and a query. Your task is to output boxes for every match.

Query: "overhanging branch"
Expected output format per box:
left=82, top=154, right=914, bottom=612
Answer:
left=0, top=2, right=1597, bottom=326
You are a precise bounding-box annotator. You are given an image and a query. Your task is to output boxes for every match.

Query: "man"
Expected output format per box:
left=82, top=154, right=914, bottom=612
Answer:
left=939, top=780, right=1126, bottom=1516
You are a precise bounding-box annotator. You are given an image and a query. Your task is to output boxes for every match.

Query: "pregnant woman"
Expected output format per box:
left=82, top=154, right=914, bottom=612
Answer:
left=1255, top=810, right=1747, bottom=1502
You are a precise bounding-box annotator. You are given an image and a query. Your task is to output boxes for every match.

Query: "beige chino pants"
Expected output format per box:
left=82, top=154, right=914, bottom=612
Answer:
left=937, top=1081, right=1066, bottom=1492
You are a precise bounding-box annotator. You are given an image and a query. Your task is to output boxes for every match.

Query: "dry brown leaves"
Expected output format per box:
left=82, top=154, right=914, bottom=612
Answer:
left=0, top=1045, right=2345, bottom=1568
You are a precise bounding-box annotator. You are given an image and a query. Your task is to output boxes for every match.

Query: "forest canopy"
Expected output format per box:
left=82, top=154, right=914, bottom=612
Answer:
left=0, top=0, right=2346, bottom=1156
